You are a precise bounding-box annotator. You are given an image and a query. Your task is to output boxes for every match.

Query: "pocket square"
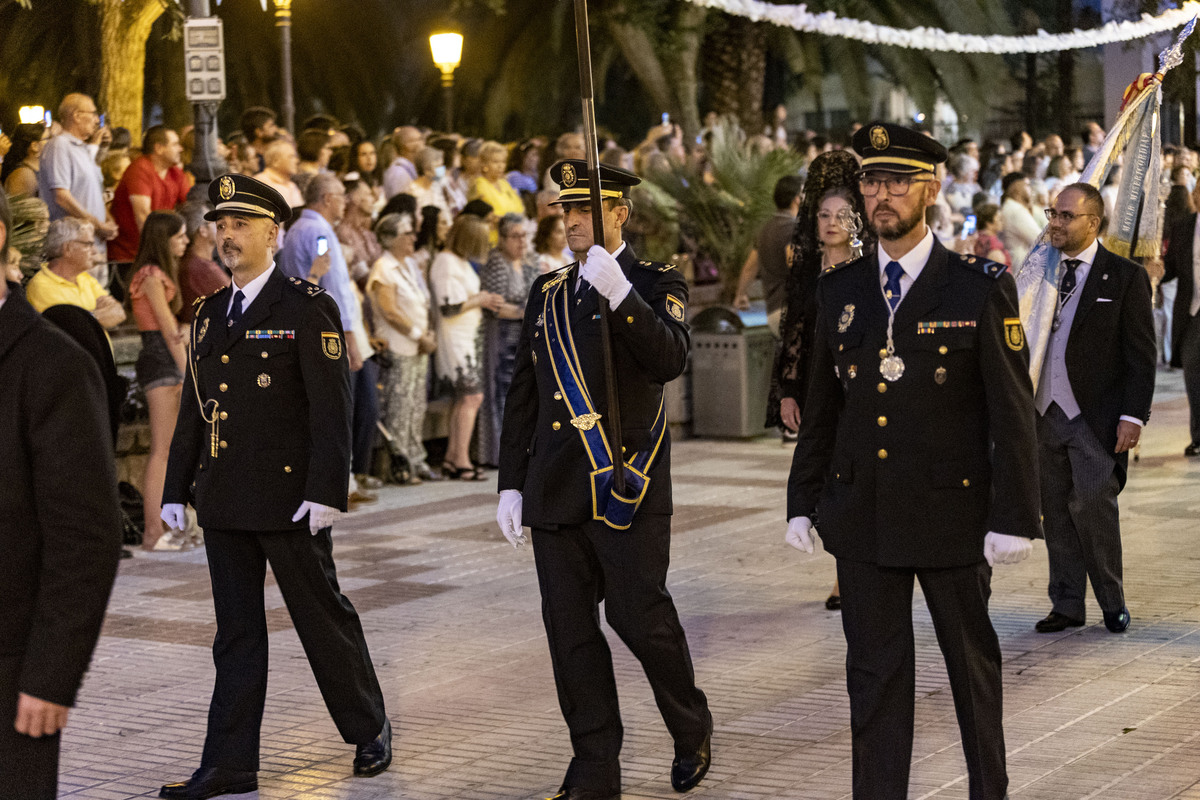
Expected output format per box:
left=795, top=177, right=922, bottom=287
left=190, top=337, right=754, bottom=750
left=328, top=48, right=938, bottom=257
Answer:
left=1096, top=298, right=1114, bottom=303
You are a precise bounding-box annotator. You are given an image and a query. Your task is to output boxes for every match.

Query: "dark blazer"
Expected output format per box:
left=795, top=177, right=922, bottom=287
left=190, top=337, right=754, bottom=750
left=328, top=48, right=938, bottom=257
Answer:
left=1163, top=215, right=1196, bottom=370
left=787, top=240, right=1041, bottom=568
left=0, top=283, right=121, bottom=706
left=498, top=245, right=689, bottom=527
left=163, top=268, right=352, bottom=531
left=1060, top=243, right=1156, bottom=482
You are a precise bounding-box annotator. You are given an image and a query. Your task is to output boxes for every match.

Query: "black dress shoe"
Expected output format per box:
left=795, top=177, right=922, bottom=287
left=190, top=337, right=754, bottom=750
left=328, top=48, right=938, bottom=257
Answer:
left=1103, top=606, right=1131, bottom=633
left=353, top=718, right=392, bottom=776
left=160, top=767, right=257, bottom=799
left=825, top=594, right=841, bottom=611
left=1035, top=611, right=1085, bottom=633
left=548, top=787, right=620, bottom=800
left=1186, top=443, right=1200, bottom=457
left=671, top=732, right=711, bottom=792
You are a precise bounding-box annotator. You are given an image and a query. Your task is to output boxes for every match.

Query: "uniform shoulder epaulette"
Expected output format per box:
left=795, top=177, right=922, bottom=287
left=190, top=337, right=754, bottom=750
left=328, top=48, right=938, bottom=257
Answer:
left=287, top=276, right=326, bottom=296
left=819, top=259, right=852, bottom=277
left=637, top=259, right=677, bottom=273
left=952, top=251, right=1006, bottom=279
left=193, top=293, right=208, bottom=307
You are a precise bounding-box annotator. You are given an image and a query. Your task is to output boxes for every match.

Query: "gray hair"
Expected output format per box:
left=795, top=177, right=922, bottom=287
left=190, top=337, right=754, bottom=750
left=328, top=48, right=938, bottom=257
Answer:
left=415, top=147, right=443, bottom=177
left=45, top=217, right=94, bottom=259
left=497, top=212, right=526, bottom=240
left=303, top=172, right=343, bottom=207
left=178, top=201, right=213, bottom=241
left=375, top=212, right=414, bottom=250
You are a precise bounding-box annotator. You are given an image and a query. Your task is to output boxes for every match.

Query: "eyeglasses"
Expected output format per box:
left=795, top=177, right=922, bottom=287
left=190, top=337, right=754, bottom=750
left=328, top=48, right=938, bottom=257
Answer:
left=858, top=175, right=933, bottom=197
left=1044, top=208, right=1097, bottom=223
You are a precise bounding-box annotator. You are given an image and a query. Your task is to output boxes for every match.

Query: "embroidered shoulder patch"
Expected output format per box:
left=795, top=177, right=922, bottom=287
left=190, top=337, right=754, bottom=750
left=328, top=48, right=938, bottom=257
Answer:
left=1004, top=317, right=1025, bottom=351
left=320, top=331, right=343, bottom=360
left=666, top=294, right=685, bottom=322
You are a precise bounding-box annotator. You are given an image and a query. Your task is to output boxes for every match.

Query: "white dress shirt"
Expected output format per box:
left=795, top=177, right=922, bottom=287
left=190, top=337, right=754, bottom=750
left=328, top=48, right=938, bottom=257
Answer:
left=227, top=263, right=276, bottom=318
left=876, top=228, right=935, bottom=308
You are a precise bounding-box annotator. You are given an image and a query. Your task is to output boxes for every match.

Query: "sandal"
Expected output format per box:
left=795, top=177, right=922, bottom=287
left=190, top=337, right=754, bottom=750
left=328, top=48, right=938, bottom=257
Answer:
left=441, top=461, right=487, bottom=481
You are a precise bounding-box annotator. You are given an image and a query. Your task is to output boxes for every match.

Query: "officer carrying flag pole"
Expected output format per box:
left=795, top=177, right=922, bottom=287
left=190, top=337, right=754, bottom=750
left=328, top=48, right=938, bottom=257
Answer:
left=571, top=0, right=626, bottom=492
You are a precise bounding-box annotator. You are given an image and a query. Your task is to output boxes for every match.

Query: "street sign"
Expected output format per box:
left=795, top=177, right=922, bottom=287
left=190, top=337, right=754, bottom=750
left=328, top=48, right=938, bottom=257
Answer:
left=184, top=18, right=226, bottom=102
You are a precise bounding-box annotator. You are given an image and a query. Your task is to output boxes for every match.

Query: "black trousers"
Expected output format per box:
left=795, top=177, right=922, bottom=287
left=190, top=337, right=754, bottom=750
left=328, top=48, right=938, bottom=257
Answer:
left=837, top=558, right=1007, bottom=800
left=531, top=515, right=710, bottom=792
left=0, top=656, right=60, bottom=800
left=200, top=527, right=386, bottom=771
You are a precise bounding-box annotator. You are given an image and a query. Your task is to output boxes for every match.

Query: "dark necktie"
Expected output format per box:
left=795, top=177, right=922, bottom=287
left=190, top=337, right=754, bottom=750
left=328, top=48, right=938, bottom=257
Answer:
left=574, top=277, right=589, bottom=303
left=1058, top=258, right=1080, bottom=299
left=883, top=261, right=904, bottom=312
left=228, top=289, right=245, bottom=327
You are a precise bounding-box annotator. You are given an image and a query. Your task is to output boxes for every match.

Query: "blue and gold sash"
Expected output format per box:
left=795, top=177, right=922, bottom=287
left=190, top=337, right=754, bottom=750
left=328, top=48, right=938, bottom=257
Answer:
left=541, top=270, right=666, bottom=530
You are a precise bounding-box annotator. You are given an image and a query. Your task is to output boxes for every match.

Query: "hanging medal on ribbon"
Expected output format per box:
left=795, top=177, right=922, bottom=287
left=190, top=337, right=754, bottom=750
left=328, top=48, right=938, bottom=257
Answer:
left=879, top=281, right=905, bottom=382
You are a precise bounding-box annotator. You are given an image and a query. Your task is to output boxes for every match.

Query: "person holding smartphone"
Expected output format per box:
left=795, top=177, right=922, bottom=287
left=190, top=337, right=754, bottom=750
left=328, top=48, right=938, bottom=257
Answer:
left=37, top=93, right=117, bottom=279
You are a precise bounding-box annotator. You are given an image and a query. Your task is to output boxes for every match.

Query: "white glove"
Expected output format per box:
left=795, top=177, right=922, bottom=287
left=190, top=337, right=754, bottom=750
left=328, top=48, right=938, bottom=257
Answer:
left=292, top=500, right=339, bottom=535
left=496, top=489, right=527, bottom=548
left=983, top=531, right=1032, bottom=566
left=161, top=503, right=187, bottom=531
left=785, top=516, right=815, bottom=553
left=580, top=245, right=632, bottom=306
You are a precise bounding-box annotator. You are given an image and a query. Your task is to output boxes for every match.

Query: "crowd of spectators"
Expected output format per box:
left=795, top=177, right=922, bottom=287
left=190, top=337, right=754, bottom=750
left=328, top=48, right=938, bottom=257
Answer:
left=3, top=90, right=1191, bottom=555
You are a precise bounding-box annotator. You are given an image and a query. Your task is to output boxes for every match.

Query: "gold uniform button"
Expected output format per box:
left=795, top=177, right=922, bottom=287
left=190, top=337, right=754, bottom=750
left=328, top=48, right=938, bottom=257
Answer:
left=552, top=421, right=561, bottom=431
left=554, top=391, right=563, bottom=400
left=877, top=448, right=888, bottom=459
left=877, top=416, right=887, bottom=427
left=962, top=479, right=971, bottom=487
left=219, top=411, right=228, bottom=420
left=877, top=382, right=887, bottom=393
left=219, top=382, right=228, bottom=392
left=284, top=465, right=292, bottom=473
left=261, top=351, right=269, bottom=359
left=879, top=348, right=889, bottom=359
left=219, top=440, right=227, bottom=449
left=626, top=316, right=634, bottom=324
left=221, top=355, right=229, bottom=363
left=938, top=345, right=948, bottom=355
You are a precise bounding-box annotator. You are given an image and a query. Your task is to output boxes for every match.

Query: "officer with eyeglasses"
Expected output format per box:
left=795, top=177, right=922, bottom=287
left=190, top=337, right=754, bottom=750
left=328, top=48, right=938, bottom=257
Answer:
left=785, top=121, right=1040, bottom=800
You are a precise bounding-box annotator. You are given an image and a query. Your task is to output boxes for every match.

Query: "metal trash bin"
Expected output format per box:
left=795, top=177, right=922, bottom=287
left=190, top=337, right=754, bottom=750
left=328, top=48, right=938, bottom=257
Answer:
left=690, top=305, right=776, bottom=438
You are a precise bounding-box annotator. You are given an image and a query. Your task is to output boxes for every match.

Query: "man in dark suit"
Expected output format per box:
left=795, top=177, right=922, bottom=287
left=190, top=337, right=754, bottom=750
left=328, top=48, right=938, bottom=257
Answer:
left=496, top=161, right=712, bottom=800
left=159, top=174, right=391, bottom=799
left=0, top=189, right=122, bottom=800
left=1033, top=183, right=1156, bottom=635
left=786, top=122, right=1041, bottom=800
left=1163, top=207, right=1200, bottom=455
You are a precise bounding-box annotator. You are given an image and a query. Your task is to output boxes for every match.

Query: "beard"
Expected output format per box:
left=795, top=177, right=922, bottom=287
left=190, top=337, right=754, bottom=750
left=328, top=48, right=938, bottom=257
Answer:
left=870, top=200, right=925, bottom=241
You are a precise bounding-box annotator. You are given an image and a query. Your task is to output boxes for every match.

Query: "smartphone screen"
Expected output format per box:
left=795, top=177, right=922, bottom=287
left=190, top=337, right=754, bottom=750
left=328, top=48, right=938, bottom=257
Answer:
left=44, top=110, right=52, bottom=126
left=962, top=215, right=977, bottom=237
left=661, top=112, right=669, bottom=126
left=316, top=236, right=329, bottom=256
left=99, top=113, right=106, bottom=128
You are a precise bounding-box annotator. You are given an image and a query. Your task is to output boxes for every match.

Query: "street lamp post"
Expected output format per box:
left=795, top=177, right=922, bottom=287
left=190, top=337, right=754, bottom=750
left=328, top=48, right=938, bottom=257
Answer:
left=429, top=32, right=463, bottom=132
left=275, top=0, right=295, bottom=134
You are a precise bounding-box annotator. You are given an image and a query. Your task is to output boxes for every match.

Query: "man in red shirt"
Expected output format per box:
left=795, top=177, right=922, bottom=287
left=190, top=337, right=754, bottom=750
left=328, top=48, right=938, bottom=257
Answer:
left=108, top=125, right=190, bottom=262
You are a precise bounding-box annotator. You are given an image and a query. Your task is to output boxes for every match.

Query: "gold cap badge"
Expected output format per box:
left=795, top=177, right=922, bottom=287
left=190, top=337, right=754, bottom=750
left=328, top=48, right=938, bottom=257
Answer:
left=218, top=175, right=235, bottom=200
left=870, top=125, right=889, bottom=151
left=561, top=163, right=577, bottom=188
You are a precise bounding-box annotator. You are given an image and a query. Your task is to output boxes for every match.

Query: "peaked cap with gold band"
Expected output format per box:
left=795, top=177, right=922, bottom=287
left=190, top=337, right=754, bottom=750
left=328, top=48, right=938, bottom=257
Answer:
left=548, top=159, right=641, bottom=205
left=204, top=173, right=292, bottom=224
left=852, top=121, right=948, bottom=175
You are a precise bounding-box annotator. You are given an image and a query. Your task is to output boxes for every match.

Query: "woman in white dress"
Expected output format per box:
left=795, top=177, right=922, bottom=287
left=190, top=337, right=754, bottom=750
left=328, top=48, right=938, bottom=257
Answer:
left=367, top=212, right=442, bottom=484
left=429, top=214, right=503, bottom=480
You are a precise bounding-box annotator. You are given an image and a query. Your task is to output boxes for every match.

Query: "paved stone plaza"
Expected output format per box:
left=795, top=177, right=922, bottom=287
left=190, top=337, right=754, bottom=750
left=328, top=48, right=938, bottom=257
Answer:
left=57, top=369, right=1200, bottom=799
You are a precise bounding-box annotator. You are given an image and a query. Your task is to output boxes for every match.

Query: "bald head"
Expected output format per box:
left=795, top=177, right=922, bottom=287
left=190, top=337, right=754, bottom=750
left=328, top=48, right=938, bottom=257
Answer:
left=58, top=93, right=99, bottom=139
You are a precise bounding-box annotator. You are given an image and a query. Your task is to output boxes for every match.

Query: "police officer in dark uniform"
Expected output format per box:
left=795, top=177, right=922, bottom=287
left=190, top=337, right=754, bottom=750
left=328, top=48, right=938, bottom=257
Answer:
left=159, top=174, right=391, bottom=799
left=785, top=124, right=1041, bottom=800
left=496, top=161, right=712, bottom=800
